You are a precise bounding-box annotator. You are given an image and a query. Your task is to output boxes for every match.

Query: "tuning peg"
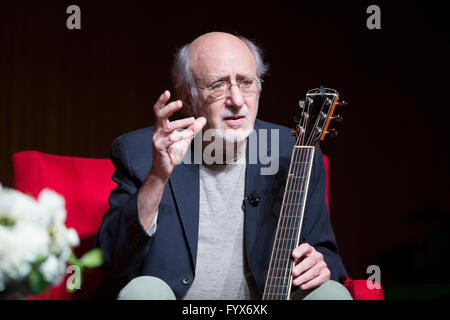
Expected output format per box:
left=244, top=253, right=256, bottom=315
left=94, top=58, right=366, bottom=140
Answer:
left=298, top=100, right=305, bottom=109
left=331, top=114, right=343, bottom=122
left=294, top=113, right=301, bottom=123
left=336, top=100, right=348, bottom=107
left=326, top=128, right=338, bottom=138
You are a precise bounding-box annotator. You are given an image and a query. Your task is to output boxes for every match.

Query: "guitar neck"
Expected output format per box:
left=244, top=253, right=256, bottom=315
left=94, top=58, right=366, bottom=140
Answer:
left=262, top=146, right=315, bottom=300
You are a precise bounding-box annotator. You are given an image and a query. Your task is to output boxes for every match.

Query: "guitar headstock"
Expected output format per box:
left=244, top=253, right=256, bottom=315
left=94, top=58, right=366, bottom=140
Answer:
left=292, top=86, right=346, bottom=147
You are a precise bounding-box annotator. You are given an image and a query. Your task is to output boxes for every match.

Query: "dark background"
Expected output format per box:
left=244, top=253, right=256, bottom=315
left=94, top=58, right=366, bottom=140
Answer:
left=1, top=0, right=449, bottom=299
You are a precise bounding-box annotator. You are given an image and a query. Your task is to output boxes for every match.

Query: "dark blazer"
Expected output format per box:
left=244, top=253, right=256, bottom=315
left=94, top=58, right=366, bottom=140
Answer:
left=95, top=119, right=347, bottom=299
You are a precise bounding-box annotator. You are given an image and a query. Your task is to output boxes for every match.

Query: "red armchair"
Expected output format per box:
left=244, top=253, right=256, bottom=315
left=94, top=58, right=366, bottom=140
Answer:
left=11, top=150, right=383, bottom=300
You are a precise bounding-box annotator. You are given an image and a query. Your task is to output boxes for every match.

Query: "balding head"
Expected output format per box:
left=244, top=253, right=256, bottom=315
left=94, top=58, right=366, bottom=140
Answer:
left=172, top=32, right=268, bottom=103
left=189, top=32, right=256, bottom=88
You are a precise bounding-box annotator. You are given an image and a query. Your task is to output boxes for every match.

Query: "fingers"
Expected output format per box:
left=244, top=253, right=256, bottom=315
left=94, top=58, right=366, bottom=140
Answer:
left=297, top=266, right=330, bottom=290
left=167, top=117, right=207, bottom=144
left=168, top=129, right=194, bottom=143
left=292, top=254, right=316, bottom=278
left=167, top=117, right=195, bottom=132
left=157, top=100, right=183, bottom=120
left=153, top=90, right=184, bottom=122
left=292, top=243, right=313, bottom=261
left=154, top=90, right=171, bottom=111
left=292, top=259, right=329, bottom=289
left=291, top=243, right=330, bottom=289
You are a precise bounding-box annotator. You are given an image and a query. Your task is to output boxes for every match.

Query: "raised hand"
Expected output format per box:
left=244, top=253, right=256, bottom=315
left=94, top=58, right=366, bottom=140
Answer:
left=137, top=91, right=206, bottom=231
left=150, top=90, right=206, bottom=180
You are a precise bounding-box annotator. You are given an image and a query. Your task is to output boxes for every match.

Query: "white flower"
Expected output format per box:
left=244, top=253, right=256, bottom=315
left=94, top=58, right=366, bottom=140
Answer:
left=10, top=190, right=51, bottom=227
left=48, top=223, right=79, bottom=255
left=0, top=185, right=79, bottom=294
left=59, top=247, right=72, bottom=263
left=38, top=189, right=66, bottom=224
left=39, top=255, right=60, bottom=284
left=0, top=222, right=50, bottom=278
left=66, top=228, right=80, bottom=247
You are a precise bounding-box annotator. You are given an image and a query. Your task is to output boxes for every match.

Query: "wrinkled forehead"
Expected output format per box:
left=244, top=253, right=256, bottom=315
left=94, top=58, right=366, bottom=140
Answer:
left=189, top=36, right=256, bottom=82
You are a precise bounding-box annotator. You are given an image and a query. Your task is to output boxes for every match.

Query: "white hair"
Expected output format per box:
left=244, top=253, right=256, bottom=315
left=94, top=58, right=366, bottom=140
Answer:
left=171, top=34, right=269, bottom=112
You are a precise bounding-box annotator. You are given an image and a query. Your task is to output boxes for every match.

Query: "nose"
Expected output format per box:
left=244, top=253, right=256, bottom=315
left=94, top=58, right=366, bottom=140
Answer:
left=225, top=84, right=244, bottom=109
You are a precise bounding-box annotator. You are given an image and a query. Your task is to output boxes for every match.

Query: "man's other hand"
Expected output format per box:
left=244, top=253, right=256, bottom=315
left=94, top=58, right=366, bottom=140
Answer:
left=291, top=243, right=331, bottom=290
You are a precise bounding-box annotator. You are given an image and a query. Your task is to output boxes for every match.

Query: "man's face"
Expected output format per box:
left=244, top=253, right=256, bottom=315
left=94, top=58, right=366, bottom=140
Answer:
left=189, top=33, right=259, bottom=142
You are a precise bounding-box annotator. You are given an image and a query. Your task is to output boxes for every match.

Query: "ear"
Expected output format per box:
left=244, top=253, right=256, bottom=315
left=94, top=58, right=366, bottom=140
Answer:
left=176, top=85, right=195, bottom=117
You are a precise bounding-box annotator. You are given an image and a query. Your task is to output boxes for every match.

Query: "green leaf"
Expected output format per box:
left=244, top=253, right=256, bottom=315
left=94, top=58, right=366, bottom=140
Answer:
left=0, top=217, right=15, bottom=228
left=35, top=255, right=47, bottom=265
left=79, top=248, right=103, bottom=268
left=67, top=253, right=81, bottom=268
left=28, top=269, right=48, bottom=295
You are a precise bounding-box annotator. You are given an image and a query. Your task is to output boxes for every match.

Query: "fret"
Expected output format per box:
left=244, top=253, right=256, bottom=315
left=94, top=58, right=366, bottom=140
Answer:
left=267, top=266, right=295, bottom=271
left=277, top=214, right=304, bottom=218
left=282, top=194, right=305, bottom=199
left=270, top=252, right=296, bottom=257
left=266, top=141, right=313, bottom=301
left=268, top=255, right=294, bottom=261
left=287, top=176, right=308, bottom=180
left=272, top=237, right=299, bottom=241
left=281, top=202, right=303, bottom=206
left=280, top=210, right=303, bottom=214
left=273, top=227, right=299, bottom=231
left=269, top=258, right=295, bottom=263
left=264, top=284, right=292, bottom=288
left=265, top=281, right=290, bottom=285
left=291, top=161, right=312, bottom=165
left=269, top=248, right=295, bottom=252
left=268, top=258, right=295, bottom=264
left=283, top=195, right=305, bottom=200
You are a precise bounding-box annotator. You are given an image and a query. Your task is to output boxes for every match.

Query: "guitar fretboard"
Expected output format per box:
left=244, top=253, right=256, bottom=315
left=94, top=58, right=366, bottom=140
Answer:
left=262, top=146, right=315, bottom=300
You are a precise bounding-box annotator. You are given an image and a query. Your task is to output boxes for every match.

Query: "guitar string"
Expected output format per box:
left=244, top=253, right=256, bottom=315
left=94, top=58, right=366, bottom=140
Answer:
left=270, top=94, right=330, bottom=299
left=269, top=95, right=314, bottom=299
left=274, top=102, right=311, bottom=299
left=264, top=93, right=332, bottom=299
left=266, top=108, right=310, bottom=299
left=264, top=131, right=302, bottom=299
left=285, top=96, right=329, bottom=297
left=262, top=134, right=296, bottom=299
left=275, top=95, right=316, bottom=299
left=280, top=147, right=311, bottom=299
left=271, top=146, right=306, bottom=299
left=264, top=120, right=304, bottom=299
left=306, top=97, right=330, bottom=146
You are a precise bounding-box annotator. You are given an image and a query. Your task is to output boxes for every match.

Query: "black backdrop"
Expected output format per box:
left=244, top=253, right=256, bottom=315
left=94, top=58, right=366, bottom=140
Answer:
left=1, top=0, right=449, bottom=299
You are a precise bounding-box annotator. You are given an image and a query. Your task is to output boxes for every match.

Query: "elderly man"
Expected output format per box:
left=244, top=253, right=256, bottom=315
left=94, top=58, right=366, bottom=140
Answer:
left=95, top=32, right=351, bottom=300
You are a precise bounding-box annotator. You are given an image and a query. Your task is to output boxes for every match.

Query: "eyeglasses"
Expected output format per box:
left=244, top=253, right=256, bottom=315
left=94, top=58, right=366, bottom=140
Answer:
left=195, top=78, right=262, bottom=100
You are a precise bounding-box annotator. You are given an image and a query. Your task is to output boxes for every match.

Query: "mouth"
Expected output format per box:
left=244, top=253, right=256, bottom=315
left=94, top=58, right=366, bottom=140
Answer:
left=223, top=115, right=246, bottom=127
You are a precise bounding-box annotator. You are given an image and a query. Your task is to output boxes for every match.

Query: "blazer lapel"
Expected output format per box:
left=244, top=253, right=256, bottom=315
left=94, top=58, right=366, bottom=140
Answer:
left=169, top=159, right=199, bottom=269
left=244, top=120, right=270, bottom=262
